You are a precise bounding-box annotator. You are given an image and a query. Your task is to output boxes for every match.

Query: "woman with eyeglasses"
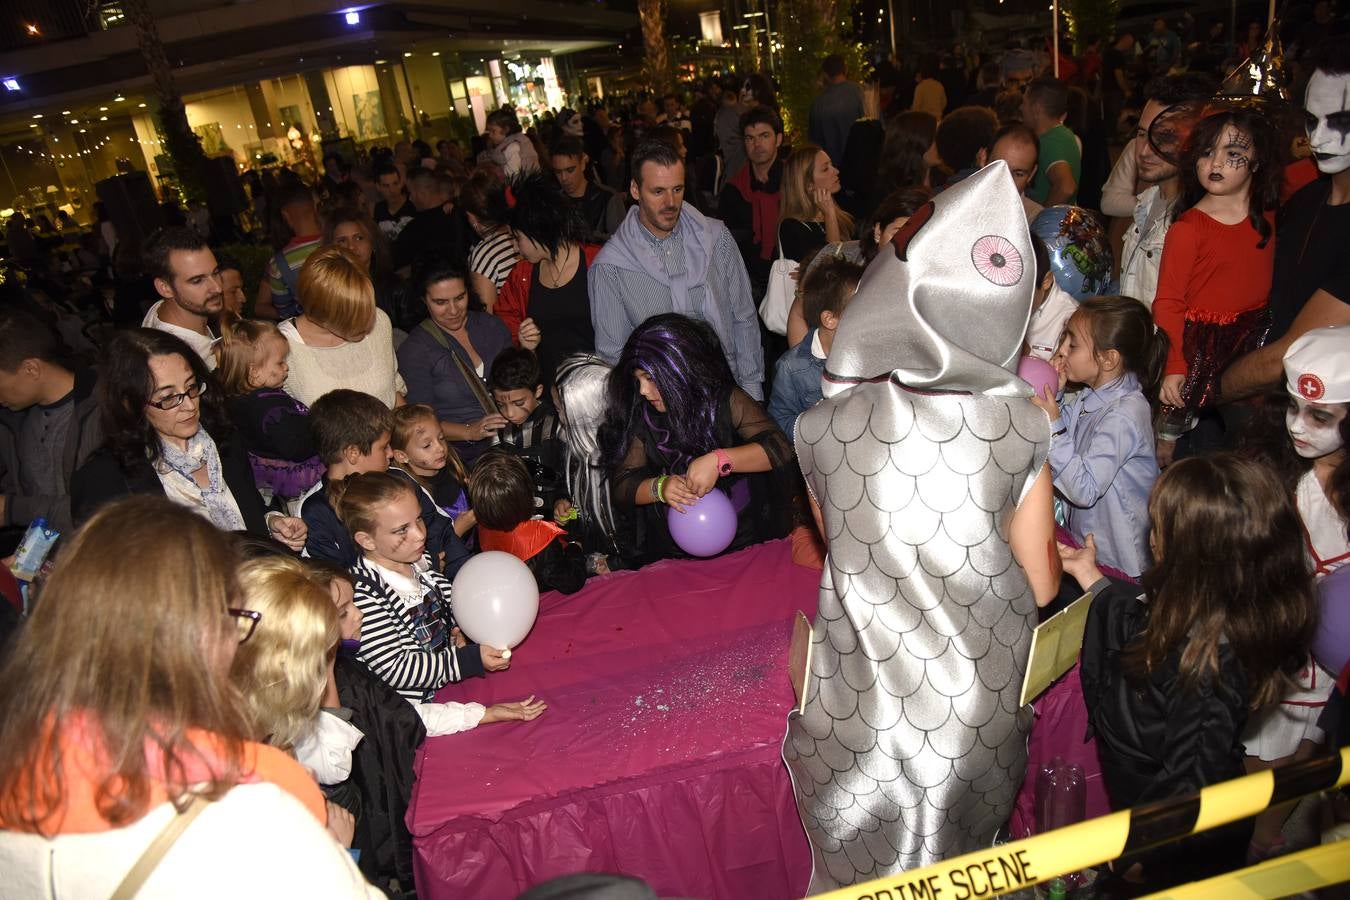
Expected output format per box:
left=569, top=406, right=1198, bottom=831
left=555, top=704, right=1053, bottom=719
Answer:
left=0, top=496, right=381, bottom=897
left=70, top=328, right=308, bottom=551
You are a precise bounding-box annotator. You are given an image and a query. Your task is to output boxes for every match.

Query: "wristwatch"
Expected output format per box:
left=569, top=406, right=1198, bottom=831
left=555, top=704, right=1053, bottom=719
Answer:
left=714, top=448, right=734, bottom=477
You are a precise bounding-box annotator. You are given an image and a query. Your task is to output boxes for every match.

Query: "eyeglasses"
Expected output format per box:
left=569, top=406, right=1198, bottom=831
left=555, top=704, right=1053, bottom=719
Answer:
left=228, top=607, right=262, bottom=644
left=146, top=382, right=207, bottom=411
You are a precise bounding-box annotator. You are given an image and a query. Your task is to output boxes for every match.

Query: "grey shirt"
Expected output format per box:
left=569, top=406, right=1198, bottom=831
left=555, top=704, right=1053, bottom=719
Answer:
left=809, top=80, right=865, bottom=166
left=17, top=397, right=75, bottom=533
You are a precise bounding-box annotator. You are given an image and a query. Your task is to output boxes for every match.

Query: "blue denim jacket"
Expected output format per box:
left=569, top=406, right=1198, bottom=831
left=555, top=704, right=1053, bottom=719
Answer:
left=768, top=328, right=826, bottom=440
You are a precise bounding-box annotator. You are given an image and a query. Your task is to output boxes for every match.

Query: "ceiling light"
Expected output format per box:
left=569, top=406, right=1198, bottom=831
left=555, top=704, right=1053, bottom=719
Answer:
left=114, top=95, right=125, bottom=102
left=138, top=102, right=146, bottom=108
left=32, top=113, right=42, bottom=119
left=432, top=51, right=440, bottom=56
left=99, top=106, right=108, bottom=111
left=344, top=10, right=360, bottom=25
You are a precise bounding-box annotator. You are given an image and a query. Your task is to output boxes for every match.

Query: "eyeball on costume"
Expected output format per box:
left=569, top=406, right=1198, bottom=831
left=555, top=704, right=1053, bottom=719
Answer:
left=1030, top=206, right=1115, bottom=301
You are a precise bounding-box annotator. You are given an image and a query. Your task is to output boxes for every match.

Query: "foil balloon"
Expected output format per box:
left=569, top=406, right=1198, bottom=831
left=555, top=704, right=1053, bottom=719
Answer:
left=785, top=161, right=1049, bottom=889
left=1030, top=206, right=1115, bottom=300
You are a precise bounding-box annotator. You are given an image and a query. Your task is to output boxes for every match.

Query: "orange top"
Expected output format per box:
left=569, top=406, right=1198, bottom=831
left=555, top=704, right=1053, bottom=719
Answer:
left=0, top=712, right=325, bottom=834
left=478, top=519, right=568, bottom=563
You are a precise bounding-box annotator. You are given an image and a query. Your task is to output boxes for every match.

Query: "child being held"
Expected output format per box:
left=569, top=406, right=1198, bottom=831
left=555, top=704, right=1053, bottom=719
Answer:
left=488, top=347, right=566, bottom=514
left=1031, top=296, right=1168, bottom=578
left=470, top=450, right=592, bottom=593
left=391, top=404, right=475, bottom=538
left=216, top=313, right=324, bottom=506
left=768, top=250, right=864, bottom=438
left=332, top=470, right=510, bottom=702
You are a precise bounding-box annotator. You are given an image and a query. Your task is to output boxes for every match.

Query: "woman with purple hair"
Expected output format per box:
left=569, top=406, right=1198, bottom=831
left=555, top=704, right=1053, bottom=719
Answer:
left=599, top=314, right=797, bottom=560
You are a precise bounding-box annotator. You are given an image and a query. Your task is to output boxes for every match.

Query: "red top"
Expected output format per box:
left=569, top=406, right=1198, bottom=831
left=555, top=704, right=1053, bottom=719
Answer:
left=477, top=518, right=568, bottom=563
left=1152, top=207, right=1275, bottom=376
left=494, top=244, right=603, bottom=344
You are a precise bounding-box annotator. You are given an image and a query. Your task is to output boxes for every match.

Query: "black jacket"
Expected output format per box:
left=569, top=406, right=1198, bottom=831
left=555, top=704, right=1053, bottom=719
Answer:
left=70, top=431, right=271, bottom=535
left=1079, top=576, right=1251, bottom=887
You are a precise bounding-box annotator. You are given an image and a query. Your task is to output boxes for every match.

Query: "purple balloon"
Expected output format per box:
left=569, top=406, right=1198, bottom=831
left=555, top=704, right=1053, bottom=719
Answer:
left=667, top=488, right=738, bottom=557
left=1313, top=566, right=1350, bottom=677
left=1018, top=355, right=1060, bottom=400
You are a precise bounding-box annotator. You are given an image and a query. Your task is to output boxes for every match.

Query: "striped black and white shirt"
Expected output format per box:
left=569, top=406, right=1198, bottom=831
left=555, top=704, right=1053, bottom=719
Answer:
left=469, top=230, right=521, bottom=290
left=349, top=554, right=485, bottom=702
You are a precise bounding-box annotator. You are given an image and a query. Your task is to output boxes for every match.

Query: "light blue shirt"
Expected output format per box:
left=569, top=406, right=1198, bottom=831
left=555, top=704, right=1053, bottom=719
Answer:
left=1049, top=372, right=1158, bottom=578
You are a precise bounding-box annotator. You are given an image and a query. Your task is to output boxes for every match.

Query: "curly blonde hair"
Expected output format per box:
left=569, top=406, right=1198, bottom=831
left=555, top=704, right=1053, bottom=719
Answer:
left=230, top=556, right=339, bottom=751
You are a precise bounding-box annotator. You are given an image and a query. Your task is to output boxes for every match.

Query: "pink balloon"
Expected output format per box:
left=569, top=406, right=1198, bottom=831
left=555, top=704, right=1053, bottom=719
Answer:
left=1018, top=355, right=1059, bottom=400
left=667, top=488, right=738, bottom=557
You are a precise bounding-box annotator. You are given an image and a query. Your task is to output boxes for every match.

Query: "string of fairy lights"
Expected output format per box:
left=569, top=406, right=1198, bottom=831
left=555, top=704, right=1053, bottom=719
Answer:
left=9, top=97, right=157, bottom=164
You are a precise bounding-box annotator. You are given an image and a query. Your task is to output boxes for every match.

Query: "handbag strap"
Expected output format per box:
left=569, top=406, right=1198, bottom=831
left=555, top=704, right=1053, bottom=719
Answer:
left=776, top=222, right=786, bottom=261
left=418, top=319, right=497, bottom=418
left=110, top=794, right=211, bottom=900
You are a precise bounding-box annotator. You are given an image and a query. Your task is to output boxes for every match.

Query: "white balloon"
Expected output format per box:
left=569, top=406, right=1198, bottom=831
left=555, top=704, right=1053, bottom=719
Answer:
left=450, top=551, right=540, bottom=650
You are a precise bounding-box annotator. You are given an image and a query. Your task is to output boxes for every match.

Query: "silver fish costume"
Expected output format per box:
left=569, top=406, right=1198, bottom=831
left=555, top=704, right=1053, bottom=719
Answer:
left=784, top=162, right=1049, bottom=890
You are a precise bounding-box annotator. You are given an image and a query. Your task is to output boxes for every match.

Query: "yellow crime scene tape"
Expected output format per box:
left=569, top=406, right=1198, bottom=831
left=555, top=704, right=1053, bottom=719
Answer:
left=1139, top=839, right=1350, bottom=899
left=810, top=746, right=1350, bottom=900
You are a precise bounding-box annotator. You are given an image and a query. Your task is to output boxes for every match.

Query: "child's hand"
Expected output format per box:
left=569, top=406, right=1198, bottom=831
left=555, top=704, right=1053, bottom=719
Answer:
left=453, top=508, right=476, bottom=536
left=267, top=515, right=308, bottom=552
left=482, top=695, right=547, bottom=724
left=451, top=626, right=467, bottom=648
left=480, top=645, right=511, bottom=671
left=553, top=498, right=574, bottom=524
left=661, top=474, right=699, bottom=512
left=1057, top=533, right=1104, bottom=590
left=518, top=317, right=542, bottom=350
left=1029, top=384, right=1060, bottom=421
left=592, top=554, right=612, bottom=575
left=1050, top=350, right=1069, bottom=392
left=683, top=452, right=721, bottom=497
left=1155, top=437, right=1177, bottom=468
left=1159, top=374, right=1186, bottom=408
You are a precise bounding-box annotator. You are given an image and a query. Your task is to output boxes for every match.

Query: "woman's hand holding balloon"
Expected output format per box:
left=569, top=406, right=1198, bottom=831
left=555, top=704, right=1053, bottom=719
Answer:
left=683, top=452, right=722, bottom=497
left=661, top=475, right=699, bottom=512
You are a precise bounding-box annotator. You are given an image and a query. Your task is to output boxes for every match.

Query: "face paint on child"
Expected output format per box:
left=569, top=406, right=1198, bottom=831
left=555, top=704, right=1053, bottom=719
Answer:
left=1286, top=396, right=1348, bottom=459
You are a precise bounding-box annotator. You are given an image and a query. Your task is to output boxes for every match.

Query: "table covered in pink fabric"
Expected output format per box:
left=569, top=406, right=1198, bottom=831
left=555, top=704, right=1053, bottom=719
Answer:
left=409, top=539, right=818, bottom=899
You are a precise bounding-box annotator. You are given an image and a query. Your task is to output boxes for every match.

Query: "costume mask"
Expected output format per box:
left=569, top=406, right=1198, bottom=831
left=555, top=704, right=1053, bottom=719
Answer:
left=1306, top=70, right=1350, bottom=174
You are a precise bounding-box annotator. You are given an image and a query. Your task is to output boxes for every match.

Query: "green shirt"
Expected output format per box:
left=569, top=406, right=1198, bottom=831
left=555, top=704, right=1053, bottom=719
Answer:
left=1028, top=124, right=1081, bottom=206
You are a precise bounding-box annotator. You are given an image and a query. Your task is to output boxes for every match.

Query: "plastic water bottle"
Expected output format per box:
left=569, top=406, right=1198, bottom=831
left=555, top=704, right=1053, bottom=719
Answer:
left=1036, top=757, right=1088, bottom=893
left=1157, top=405, right=1197, bottom=442
left=11, top=517, right=59, bottom=582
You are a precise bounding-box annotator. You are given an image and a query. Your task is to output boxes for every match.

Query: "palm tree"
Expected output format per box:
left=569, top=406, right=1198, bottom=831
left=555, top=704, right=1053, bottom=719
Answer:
left=123, top=0, right=208, bottom=200
left=638, top=0, right=671, bottom=94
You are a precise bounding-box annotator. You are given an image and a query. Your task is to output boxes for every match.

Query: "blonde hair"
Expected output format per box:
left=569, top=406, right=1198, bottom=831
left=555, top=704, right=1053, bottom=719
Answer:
left=215, top=311, right=285, bottom=395
left=391, top=403, right=468, bottom=484
left=329, top=470, right=419, bottom=539
left=0, top=496, right=250, bottom=833
left=230, top=556, right=339, bottom=752
left=298, top=245, right=377, bottom=340
left=778, top=144, right=854, bottom=237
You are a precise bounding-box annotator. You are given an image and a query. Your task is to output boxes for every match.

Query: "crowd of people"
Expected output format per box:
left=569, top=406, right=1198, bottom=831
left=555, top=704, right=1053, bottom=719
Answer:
left=0, top=10, right=1348, bottom=896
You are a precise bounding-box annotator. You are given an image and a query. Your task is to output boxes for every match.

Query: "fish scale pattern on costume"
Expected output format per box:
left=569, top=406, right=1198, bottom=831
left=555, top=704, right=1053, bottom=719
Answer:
left=785, top=377, right=1048, bottom=891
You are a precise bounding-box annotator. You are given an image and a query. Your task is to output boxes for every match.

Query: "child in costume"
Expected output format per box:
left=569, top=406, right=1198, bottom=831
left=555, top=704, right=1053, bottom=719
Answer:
left=1067, top=455, right=1316, bottom=888
left=390, top=404, right=474, bottom=537
left=1031, top=296, right=1168, bottom=578
left=1153, top=107, right=1281, bottom=456
left=784, top=163, right=1060, bottom=888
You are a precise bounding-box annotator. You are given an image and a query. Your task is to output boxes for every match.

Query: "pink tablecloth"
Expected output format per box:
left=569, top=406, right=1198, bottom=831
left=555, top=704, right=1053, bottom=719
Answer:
left=409, top=539, right=818, bottom=899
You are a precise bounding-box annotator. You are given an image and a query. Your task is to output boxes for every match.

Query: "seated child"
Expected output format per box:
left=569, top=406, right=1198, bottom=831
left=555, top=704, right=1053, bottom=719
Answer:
left=308, top=559, right=545, bottom=891
left=304, top=390, right=471, bottom=576
left=1066, top=455, right=1317, bottom=890
left=470, top=450, right=590, bottom=594
left=488, top=347, right=566, bottom=513
left=215, top=314, right=324, bottom=507
left=767, top=253, right=864, bottom=438
left=332, top=470, right=510, bottom=702
left=391, top=404, right=475, bottom=538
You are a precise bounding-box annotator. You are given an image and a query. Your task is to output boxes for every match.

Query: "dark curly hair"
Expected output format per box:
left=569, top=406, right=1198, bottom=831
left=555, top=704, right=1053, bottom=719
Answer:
left=1176, top=108, right=1281, bottom=248
left=503, top=171, right=590, bottom=258
left=98, top=329, right=231, bottom=472
left=599, top=314, right=735, bottom=472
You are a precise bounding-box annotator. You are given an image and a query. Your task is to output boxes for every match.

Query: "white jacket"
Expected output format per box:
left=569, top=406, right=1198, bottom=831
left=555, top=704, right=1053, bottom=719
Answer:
left=0, top=783, right=383, bottom=899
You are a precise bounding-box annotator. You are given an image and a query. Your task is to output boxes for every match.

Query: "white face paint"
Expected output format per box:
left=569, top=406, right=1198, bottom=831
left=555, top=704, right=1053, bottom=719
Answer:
left=1286, top=395, right=1348, bottom=459
left=1305, top=70, right=1350, bottom=175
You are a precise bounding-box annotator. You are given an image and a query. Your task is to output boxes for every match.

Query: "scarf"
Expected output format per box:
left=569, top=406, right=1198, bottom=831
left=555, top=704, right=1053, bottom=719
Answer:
left=156, top=430, right=246, bottom=532
left=727, top=164, right=782, bottom=261
left=597, top=202, right=733, bottom=346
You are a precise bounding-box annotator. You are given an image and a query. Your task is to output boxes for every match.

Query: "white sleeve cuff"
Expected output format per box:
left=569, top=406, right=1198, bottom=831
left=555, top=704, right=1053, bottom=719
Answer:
left=413, top=700, right=487, bottom=736
left=292, top=711, right=365, bottom=785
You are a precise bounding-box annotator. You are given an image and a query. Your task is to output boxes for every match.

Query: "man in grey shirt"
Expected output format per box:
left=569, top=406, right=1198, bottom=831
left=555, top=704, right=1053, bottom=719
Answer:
left=809, top=53, right=865, bottom=166
left=590, top=139, right=765, bottom=399
left=713, top=75, right=747, bottom=180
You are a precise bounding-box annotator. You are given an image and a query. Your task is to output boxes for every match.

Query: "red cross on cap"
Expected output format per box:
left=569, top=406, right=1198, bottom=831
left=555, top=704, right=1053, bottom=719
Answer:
left=1298, top=373, right=1325, bottom=401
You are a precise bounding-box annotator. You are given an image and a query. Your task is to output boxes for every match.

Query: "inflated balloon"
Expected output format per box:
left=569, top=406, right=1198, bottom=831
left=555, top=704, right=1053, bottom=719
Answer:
left=1312, top=566, right=1350, bottom=677
left=667, top=488, right=737, bottom=557
left=1018, top=355, right=1060, bottom=400
left=1030, top=206, right=1114, bottom=300
left=451, top=551, right=540, bottom=655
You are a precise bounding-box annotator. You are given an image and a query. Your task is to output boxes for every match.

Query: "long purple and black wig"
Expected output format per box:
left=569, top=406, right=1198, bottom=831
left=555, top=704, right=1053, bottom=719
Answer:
left=599, top=314, right=736, bottom=472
